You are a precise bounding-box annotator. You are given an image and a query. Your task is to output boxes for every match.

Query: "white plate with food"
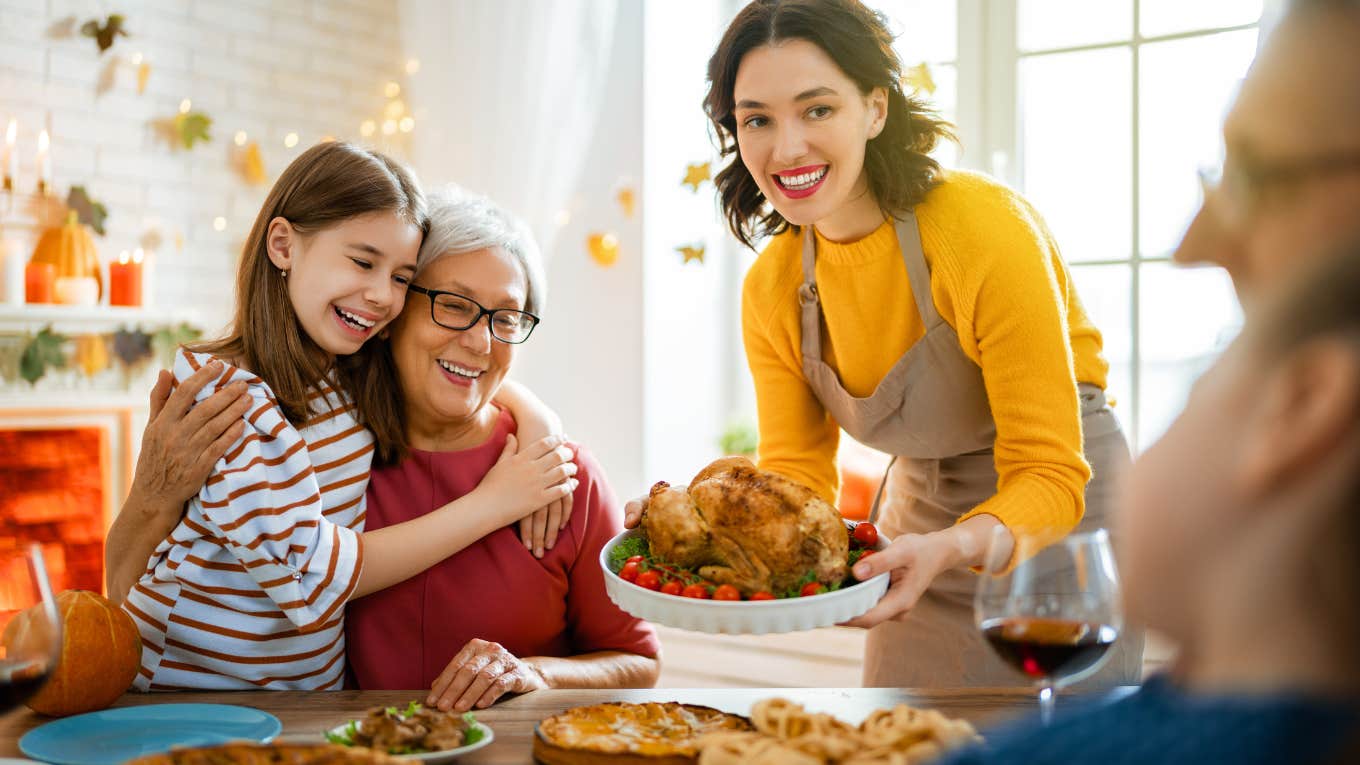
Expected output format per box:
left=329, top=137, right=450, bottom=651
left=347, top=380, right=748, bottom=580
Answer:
left=601, top=457, right=890, bottom=634
left=326, top=702, right=493, bottom=763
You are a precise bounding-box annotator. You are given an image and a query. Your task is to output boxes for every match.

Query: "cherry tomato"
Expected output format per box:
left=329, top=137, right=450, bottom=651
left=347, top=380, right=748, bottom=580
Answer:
left=852, top=522, right=879, bottom=548
left=682, top=583, right=712, bottom=599
left=749, top=591, right=775, bottom=601
left=636, top=570, right=662, bottom=591
left=619, top=561, right=640, bottom=582
left=626, top=555, right=645, bottom=565
left=800, top=582, right=826, bottom=597
left=712, top=584, right=741, bottom=601
left=660, top=580, right=684, bottom=596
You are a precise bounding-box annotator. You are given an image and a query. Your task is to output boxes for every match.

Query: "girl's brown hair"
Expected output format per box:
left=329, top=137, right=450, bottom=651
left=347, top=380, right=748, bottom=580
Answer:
left=193, top=141, right=427, bottom=463
left=704, top=0, right=956, bottom=249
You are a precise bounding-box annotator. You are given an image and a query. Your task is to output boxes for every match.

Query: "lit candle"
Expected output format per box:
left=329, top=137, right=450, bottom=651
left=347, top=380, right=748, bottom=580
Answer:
left=2, top=119, right=15, bottom=193
left=109, top=249, right=143, bottom=307
left=36, top=129, right=50, bottom=196
left=25, top=262, right=56, bottom=304
left=54, top=275, right=99, bottom=306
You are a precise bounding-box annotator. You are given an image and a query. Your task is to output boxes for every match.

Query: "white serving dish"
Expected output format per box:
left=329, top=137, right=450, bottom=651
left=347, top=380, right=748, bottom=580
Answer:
left=600, top=527, right=889, bottom=635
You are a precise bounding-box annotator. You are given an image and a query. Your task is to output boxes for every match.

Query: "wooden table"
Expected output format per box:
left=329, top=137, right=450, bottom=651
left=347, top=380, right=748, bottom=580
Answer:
left=1, top=686, right=1134, bottom=763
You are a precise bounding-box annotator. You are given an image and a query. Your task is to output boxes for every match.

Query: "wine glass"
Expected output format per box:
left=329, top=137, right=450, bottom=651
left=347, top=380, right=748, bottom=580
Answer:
left=974, top=527, right=1123, bottom=724
left=0, top=544, right=61, bottom=714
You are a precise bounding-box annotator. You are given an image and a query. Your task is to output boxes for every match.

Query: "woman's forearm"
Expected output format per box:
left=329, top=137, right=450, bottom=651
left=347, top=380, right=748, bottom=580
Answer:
left=105, top=488, right=185, bottom=603
left=524, top=650, right=660, bottom=690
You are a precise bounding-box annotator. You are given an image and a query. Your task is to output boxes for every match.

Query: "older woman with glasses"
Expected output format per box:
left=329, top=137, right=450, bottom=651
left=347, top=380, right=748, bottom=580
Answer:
left=106, top=186, right=661, bottom=708
left=343, top=187, right=660, bottom=709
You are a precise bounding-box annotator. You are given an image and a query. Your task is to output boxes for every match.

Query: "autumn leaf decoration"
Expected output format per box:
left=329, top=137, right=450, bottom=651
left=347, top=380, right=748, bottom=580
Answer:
left=20, top=328, right=68, bottom=385
left=80, top=14, right=128, bottom=54
left=174, top=111, right=212, bottom=149
left=67, top=186, right=109, bottom=236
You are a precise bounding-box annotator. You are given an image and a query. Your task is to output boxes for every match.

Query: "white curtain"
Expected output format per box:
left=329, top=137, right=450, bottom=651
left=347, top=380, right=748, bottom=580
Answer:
left=399, top=0, right=619, bottom=261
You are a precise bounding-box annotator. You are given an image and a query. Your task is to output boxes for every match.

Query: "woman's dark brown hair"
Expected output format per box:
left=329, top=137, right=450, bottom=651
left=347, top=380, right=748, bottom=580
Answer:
left=704, top=0, right=955, bottom=249
left=193, top=140, right=427, bottom=463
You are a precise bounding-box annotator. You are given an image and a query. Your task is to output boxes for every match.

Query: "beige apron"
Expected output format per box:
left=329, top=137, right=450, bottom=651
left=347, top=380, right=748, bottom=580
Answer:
left=797, top=213, right=1144, bottom=688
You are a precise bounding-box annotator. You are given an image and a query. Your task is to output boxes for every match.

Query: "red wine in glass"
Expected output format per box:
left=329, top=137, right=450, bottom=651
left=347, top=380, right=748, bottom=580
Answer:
left=981, top=616, right=1118, bottom=681
left=0, top=544, right=61, bottom=715
left=975, top=529, right=1124, bottom=724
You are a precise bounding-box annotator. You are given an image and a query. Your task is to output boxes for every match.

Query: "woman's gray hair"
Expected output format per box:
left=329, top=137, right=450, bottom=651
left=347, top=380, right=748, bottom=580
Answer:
left=416, top=185, right=547, bottom=316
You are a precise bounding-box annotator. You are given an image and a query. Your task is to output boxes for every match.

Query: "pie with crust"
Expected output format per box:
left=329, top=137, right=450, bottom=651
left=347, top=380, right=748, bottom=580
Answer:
left=534, top=702, right=753, bottom=765
left=125, top=743, right=404, bottom=765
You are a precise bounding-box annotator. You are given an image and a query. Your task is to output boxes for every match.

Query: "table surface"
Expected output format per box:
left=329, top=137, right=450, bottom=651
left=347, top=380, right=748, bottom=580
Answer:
left=0, top=686, right=1135, bottom=763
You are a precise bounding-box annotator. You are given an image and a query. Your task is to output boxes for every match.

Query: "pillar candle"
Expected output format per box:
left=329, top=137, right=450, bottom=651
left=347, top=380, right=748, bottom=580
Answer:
left=2, top=119, right=15, bottom=192
left=3, top=235, right=26, bottom=304
left=54, top=275, right=98, bottom=306
left=109, top=250, right=143, bottom=307
left=25, top=262, right=55, bottom=303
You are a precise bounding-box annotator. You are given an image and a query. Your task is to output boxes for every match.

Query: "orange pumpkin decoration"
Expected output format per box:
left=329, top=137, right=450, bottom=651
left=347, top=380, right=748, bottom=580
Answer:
left=30, top=211, right=103, bottom=300
left=2, top=590, right=141, bottom=717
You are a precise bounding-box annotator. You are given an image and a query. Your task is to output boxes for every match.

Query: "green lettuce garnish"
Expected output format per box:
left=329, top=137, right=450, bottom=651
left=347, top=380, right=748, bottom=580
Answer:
left=463, top=712, right=485, bottom=745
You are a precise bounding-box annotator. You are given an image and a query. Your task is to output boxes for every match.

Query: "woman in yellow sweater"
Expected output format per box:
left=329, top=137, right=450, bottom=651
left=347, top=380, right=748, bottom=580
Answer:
left=700, top=0, right=1141, bottom=687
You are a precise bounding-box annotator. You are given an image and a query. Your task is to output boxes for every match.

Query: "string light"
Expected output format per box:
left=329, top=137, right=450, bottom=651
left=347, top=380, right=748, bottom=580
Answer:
left=212, top=216, right=226, bottom=231
left=405, top=58, right=420, bottom=75
left=234, top=131, right=248, bottom=146
left=283, top=132, right=299, bottom=148
left=384, top=82, right=401, bottom=98
left=381, top=120, right=397, bottom=136
left=179, top=98, right=192, bottom=114
left=398, top=117, right=414, bottom=133
left=360, top=120, right=376, bottom=137
left=384, top=100, right=406, bottom=120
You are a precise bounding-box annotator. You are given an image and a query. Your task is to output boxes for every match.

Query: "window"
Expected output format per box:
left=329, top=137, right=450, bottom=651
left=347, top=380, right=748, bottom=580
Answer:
left=1007, top=1, right=1261, bottom=449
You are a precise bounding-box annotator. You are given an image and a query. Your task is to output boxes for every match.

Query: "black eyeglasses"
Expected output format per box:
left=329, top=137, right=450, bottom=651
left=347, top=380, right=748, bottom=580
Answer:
left=407, top=284, right=540, bottom=344
left=1199, top=150, right=1360, bottom=229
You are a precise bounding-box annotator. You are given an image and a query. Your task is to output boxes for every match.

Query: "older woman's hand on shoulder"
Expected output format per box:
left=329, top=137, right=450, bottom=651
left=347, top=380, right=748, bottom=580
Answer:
left=427, top=638, right=549, bottom=712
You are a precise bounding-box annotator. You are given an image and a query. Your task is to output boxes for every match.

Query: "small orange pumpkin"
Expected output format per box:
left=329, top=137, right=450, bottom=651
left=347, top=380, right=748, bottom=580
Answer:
left=30, top=211, right=103, bottom=300
left=2, top=590, right=142, bottom=717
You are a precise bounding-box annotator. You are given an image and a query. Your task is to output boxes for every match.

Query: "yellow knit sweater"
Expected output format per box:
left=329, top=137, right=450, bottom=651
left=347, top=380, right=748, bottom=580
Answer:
left=741, top=170, right=1107, bottom=547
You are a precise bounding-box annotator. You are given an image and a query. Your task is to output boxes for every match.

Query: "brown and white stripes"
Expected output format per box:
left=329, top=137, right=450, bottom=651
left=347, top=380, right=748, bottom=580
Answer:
left=123, top=349, right=371, bottom=690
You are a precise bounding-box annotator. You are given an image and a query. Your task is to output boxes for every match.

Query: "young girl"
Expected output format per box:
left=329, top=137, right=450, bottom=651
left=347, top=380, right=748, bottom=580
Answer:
left=938, top=248, right=1360, bottom=764
left=119, top=142, right=576, bottom=690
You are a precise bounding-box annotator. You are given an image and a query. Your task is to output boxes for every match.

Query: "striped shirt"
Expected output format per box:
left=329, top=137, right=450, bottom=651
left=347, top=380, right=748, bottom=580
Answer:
left=123, top=348, right=370, bottom=690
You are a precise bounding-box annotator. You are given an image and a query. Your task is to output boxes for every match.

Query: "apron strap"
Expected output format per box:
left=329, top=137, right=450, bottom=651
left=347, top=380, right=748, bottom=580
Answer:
left=868, top=455, right=898, bottom=525
left=894, top=211, right=943, bottom=328
left=798, top=226, right=825, bottom=362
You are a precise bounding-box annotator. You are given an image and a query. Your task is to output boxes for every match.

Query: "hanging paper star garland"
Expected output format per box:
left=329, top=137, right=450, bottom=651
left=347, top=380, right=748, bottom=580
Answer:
left=901, top=62, right=936, bottom=96
left=681, top=161, right=711, bottom=192
left=677, top=243, right=705, bottom=265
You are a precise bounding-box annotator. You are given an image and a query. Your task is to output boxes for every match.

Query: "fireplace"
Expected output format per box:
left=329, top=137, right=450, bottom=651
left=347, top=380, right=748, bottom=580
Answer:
left=0, top=400, right=140, bottom=596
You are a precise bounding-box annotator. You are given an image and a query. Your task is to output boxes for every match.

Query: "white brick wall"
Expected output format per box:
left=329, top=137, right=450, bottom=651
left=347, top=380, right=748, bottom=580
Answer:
left=1, top=0, right=407, bottom=331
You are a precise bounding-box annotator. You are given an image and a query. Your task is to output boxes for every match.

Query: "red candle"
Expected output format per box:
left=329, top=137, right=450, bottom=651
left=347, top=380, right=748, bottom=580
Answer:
left=25, top=261, right=55, bottom=303
left=109, top=250, right=143, bottom=307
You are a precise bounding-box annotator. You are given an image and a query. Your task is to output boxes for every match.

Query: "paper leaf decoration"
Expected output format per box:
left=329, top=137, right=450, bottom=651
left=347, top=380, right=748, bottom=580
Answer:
left=587, top=232, right=620, bottom=268
left=20, top=328, right=68, bottom=384
left=616, top=187, right=636, bottom=218
left=677, top=243, right=705, bottom=265
left=901, top=62, right=936, bottom=96
left=173, top=111, right=212, bottom=149
left=137, top=61, right=151, bottom=94
left=80, top=14, right=128, bottom=54
left=239, top=142, right=267, bottom=185
left=74, top=335, right=110, bottom=376
left=682, top=162, right=711, bottom=192
left=67, top=186, right=109, bottom=236
left=112, top=329, right=154, bottom=367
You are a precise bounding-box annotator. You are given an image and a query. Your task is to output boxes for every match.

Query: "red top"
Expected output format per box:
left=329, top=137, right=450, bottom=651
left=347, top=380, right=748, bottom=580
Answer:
left=345, top=408, right=660, bottom=690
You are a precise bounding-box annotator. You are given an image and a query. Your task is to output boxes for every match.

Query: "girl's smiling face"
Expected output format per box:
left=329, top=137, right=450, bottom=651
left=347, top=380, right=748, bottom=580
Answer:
left=267, top=211, right=421, bottom=358
left=732, top=39, right=887, bottom=231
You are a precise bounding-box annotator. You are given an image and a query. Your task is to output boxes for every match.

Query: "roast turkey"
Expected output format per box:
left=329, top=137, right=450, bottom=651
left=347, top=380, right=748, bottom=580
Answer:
left=641, top=457, right=849, bottom=596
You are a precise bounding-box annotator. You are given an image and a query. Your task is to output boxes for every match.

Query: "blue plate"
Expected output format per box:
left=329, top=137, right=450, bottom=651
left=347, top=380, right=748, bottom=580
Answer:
left=19, top=703, right=281, bottom=765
